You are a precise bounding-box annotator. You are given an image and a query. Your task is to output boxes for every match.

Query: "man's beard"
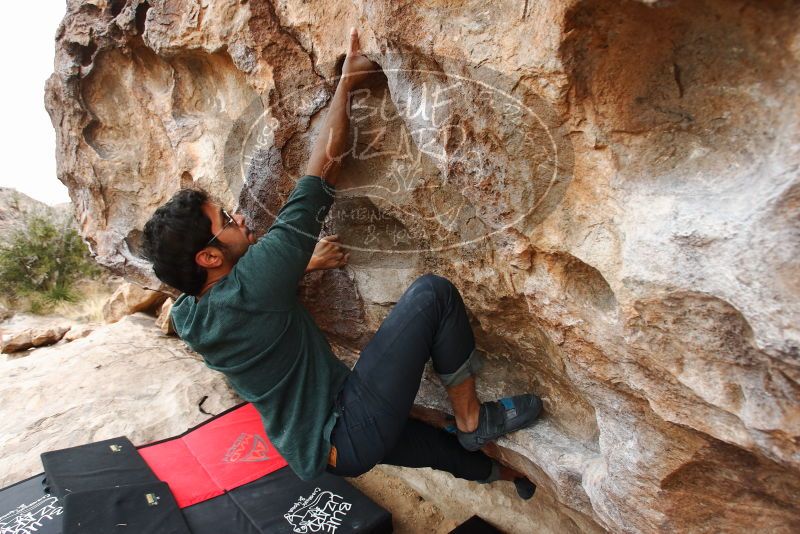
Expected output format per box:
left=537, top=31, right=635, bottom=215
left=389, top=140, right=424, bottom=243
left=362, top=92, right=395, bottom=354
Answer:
left=215, top=242, right=242, bottom=265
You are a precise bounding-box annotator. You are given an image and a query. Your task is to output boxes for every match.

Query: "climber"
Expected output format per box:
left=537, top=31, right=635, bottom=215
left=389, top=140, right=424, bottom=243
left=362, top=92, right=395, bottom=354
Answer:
left=141, top=28, right=542, bottom=499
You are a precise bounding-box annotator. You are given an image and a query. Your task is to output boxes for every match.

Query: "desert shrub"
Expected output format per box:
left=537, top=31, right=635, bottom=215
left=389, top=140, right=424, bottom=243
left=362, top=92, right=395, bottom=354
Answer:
left=0, top=214, right=99, bottom=313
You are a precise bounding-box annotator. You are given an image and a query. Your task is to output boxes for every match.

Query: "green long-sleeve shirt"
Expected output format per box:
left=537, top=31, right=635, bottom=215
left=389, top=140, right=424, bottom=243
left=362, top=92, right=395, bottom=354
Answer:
left=170, top=175, right=350, bottom=480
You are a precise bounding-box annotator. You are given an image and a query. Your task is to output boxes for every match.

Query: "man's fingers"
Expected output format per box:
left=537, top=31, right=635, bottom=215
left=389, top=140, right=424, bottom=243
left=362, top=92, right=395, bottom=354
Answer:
left=349, top=27, right=359, bottom=55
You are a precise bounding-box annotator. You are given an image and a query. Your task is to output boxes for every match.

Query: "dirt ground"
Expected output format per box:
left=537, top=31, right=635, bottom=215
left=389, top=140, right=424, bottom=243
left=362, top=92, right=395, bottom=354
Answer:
left=348, top=467, right=461, bottom=533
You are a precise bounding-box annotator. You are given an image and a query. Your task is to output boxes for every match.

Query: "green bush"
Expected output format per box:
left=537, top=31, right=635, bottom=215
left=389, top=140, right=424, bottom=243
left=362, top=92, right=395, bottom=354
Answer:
left=0, top=214, right=100, bottom=313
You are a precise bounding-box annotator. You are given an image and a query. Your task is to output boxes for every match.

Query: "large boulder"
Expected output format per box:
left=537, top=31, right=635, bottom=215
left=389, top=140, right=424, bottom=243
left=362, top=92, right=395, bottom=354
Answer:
left=44, top=1, right=800, bottom=532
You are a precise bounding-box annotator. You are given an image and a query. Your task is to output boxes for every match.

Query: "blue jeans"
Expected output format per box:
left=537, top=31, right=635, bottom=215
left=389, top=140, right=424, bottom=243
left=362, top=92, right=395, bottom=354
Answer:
left=326, top=274, right=492, bottom=481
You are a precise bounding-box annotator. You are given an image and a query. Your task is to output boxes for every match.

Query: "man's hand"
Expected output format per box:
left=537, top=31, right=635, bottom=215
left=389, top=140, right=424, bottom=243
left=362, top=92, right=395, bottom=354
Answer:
left=305, top=235, right=350, bottom=273
left=340, top=28, right=379, bottom=90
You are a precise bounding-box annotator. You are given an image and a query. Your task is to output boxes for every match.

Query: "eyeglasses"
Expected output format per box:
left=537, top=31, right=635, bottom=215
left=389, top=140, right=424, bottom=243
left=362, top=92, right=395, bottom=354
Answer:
left=205, top=206, right=236, bottom=247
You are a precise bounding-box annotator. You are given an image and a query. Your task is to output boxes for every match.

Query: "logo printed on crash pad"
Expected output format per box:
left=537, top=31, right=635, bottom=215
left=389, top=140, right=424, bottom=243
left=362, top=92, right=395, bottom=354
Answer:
left=223, top=433, right=271, bottom=463
left=0, top=494, right=62, bottom=533
left=284, top=487, right=352, bottom=533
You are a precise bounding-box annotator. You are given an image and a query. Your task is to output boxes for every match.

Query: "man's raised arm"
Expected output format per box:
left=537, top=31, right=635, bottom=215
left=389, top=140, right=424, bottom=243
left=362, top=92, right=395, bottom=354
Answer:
left=231, top=29, right=374, bottom=303
left=306, top=28, right=377, bottom=185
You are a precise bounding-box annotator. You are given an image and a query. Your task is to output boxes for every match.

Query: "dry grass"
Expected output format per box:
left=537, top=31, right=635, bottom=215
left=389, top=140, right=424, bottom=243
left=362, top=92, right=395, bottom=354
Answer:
left=0, top=274, right=121, bottom=322
left=52, top=277, right=120, bottom=322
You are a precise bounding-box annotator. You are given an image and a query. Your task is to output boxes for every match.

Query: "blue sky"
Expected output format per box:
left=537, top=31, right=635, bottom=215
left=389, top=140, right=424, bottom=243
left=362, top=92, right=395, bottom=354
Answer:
left=0, top=2, right=70, bottom=205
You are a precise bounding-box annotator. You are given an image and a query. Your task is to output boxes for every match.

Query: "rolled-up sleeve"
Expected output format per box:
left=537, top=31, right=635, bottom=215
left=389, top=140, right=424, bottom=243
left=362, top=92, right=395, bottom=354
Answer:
left=232, top=175, right=335, bottom=308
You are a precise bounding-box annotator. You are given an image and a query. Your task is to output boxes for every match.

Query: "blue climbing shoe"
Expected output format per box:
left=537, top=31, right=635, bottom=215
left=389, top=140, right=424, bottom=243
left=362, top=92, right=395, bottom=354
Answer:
left=457, top=394, right=543, bottom=452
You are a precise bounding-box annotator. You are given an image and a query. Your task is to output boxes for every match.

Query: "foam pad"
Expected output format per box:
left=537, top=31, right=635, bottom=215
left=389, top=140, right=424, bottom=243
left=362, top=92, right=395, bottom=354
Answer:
left=6, top=403, right=391, bottom=533
left=0, top=474, right=63, bottom=534
left=138, top=403, right=287, bottom=508
left=41, top=436, right=158, bottom=499
left=183, top=467, right=392, bottom=534
left=62, top=481, right=190, bottom=534
left=139, top=403, right=391, bottom=533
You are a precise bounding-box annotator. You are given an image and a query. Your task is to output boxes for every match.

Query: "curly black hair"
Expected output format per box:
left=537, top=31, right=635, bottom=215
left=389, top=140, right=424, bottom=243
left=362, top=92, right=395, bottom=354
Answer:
left=142, top=188, right=214, bottom=296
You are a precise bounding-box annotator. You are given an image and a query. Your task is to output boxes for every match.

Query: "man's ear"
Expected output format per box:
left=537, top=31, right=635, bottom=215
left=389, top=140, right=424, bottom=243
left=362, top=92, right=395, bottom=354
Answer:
left=195, top=246, right=224, bottom=269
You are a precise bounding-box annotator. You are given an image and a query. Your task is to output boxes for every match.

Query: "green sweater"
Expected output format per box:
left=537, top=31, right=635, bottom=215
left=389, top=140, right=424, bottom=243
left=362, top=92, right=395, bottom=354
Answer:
left=170, top=175, right=351, bottom=480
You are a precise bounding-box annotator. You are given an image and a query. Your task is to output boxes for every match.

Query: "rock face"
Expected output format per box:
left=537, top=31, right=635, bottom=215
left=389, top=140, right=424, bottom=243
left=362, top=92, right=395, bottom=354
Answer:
left=45, top=1, right=800, bottom=532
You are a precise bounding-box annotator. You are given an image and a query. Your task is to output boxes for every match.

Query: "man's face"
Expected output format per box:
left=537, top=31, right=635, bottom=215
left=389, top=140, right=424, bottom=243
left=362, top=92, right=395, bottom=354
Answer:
left=199, top=201, right=256, bottom=266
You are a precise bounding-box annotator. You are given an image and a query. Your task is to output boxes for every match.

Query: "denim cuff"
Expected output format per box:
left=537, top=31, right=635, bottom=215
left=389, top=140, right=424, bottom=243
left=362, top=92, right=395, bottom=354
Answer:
left=476, top=459, right=501, bottom=484
left=438, top=348, right=485, bottom=388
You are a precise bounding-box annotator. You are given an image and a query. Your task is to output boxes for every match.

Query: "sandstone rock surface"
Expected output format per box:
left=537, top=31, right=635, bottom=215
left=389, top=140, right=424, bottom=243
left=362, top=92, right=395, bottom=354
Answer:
left=101, top=281, right=168, bottom=323
left=44, top=1, right=800, bottom=532
left=155, top=296, right=175, bottom=335
left=1, top=329, right=32, bottom=353
left=1, top=324, right=70, bottom=353
left=0, top=313, right=239, bottom=488
left=63, top=323, right=97, bottom=341
left=30, top=325, right=70, bottom=348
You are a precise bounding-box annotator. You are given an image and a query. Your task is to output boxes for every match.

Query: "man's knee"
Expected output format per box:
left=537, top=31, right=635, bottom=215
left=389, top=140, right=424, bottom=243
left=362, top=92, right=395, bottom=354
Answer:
left=408, top=274, right=458, bottom=309
left=410, top=273, right=455, bottom=295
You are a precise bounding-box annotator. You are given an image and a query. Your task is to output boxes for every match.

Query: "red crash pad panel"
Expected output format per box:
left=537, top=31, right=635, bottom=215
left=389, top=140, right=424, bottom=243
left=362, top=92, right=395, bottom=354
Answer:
left=139, top=404, right=288, bottom=508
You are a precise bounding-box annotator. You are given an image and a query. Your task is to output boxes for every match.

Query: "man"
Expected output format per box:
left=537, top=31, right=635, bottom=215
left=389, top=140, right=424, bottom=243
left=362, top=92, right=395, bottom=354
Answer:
left=142, top=28, right=541, bottom=499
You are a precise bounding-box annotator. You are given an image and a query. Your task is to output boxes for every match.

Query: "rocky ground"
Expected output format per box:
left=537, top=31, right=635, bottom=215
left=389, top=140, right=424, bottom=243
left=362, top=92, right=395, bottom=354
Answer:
left=350, top=469, right=460, bottom=534
left=0, top=306, right=483, bottom=533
